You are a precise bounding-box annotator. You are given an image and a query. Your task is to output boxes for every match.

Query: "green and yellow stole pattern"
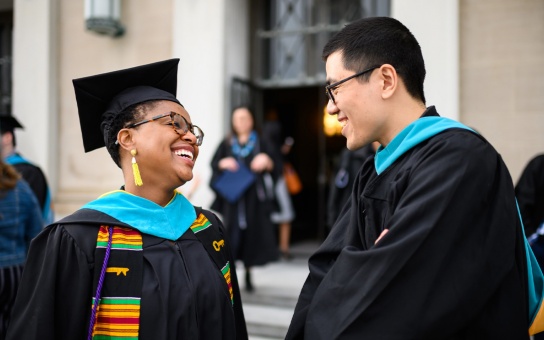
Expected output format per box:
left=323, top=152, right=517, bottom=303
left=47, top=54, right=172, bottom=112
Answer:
left=191, top=212, right=233, bottom=305
left=91, top=226, right=143, bottom=339
left=90, top=210, right=233, bottom=339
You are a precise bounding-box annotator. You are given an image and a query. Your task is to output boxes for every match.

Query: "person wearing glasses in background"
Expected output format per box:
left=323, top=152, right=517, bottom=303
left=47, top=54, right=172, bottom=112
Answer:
left=286, top=17, right=539, bottom=339
left=6, top=59, right=247, bottom=340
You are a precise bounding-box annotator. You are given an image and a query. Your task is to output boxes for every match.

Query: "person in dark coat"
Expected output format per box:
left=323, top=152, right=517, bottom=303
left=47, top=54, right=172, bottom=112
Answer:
left=6, top=59, right=247, bottom=340
left=326, top=142, right=378, bottom=230
left=0, top=157, right=43, bottom=340
left=262, top=110, right=296, bottom=260
left=211, top=106, right=280, bottom=292
left=516, top=154, right=544, bottom=236
left=1, top=115, right=54, bottom=224
left=516, top=154, right=544, bottom=340
left=286, top=17, right=538, bottom=339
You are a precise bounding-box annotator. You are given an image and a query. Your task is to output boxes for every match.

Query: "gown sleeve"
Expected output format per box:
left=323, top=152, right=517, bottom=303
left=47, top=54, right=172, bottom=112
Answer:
left=7, top=225, right=94, bottom=340
left=290, top=132, right=528, bottom=339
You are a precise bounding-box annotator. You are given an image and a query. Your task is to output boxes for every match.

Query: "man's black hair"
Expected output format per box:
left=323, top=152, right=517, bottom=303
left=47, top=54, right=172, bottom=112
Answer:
left=322, top=17, right=426, bottom=104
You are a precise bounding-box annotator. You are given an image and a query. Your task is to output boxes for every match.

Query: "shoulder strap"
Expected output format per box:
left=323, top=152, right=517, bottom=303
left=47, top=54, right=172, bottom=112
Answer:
left=190, top=206, right=234, bottom=305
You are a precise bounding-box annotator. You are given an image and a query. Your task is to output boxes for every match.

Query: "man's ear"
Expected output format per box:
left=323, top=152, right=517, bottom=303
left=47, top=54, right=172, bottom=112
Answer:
left=116, top=128, right=136, bottom=152
left=378, top=64, right=398, bottom=100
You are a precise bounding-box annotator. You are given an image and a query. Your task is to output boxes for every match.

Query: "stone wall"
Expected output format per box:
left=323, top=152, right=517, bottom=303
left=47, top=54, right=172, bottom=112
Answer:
left=55, top=0, right=174, bottom=214
left=460, top=0, right=544, bottom=183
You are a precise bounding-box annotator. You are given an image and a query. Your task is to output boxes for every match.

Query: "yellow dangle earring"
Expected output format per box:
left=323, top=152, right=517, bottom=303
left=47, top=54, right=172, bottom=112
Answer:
left=131, top=149, right=143, bottom=186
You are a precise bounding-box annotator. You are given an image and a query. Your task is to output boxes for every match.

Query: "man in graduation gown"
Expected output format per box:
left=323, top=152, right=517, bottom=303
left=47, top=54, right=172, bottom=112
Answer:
left=286, top=17, right=533, bottom=339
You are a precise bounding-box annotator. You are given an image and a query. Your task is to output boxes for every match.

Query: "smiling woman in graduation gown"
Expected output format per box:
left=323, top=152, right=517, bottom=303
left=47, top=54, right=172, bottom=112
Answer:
left=6, top=59, right=247, bottom=340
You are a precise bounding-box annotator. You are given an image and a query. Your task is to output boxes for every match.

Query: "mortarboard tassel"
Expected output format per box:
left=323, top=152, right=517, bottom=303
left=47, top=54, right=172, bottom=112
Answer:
left=131, top=149, right=143, bottom=186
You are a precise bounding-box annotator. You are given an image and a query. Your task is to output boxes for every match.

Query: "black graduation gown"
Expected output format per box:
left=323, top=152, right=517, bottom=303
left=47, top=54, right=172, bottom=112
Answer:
left=327, top=144, right=375, bottom=229
left=286, top=117, right=529, bottom=339
left=210, top=137, right=280, bottom=267
left=6, top=209, right=248, bottom=340
left=515, top=154, right=544, bottom=236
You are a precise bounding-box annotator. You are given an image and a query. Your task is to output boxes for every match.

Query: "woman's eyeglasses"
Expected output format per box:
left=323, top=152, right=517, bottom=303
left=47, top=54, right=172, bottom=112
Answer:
left=125, top=112, right=204, bottom=146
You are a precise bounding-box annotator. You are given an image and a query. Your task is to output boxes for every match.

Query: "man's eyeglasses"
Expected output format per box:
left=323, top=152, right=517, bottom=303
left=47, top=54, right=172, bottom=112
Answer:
left=325, top=65, right=381, bottom=104
left=125, top=112, right=204, bottom=146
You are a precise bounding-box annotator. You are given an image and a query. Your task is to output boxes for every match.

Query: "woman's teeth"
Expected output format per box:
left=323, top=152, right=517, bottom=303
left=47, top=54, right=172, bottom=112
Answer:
left=175, top=149, right=193, bottom=160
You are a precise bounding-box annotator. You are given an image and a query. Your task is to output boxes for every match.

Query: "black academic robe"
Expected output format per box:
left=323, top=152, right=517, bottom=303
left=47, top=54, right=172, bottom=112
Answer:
left=515, top=154, right=544, bottom=236
left=327, top=144, right=375, bottom=229
left=210, top=137, right=280, bottom=267
left=287, top=114, right=529, bottom=339
left=6, top=209, right=248, bottom=340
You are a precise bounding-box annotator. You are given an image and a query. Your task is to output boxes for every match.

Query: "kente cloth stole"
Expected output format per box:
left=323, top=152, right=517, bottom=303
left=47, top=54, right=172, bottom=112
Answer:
left=89, top=226, right=143, bottom=340
left=88, top=210, right=234, bottom=339
left=190, top=210, right=234, bottom=305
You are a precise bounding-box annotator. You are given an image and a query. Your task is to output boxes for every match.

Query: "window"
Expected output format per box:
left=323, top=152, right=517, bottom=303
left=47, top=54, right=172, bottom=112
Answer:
left=253, top=0, right=390, bottom=87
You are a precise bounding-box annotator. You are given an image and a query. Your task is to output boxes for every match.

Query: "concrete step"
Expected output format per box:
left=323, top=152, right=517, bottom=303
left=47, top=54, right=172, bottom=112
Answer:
left=249, top=335, right=285, bottom=340
left=235, top=243, right=316, bottom=340
left=244, top=303, right=293, bottom=339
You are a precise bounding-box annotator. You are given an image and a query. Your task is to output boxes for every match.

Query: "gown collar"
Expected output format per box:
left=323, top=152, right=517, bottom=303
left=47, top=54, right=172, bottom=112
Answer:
left=82, top=190, right=196, bottom=241
left=375, top=106, right=474, bottom=175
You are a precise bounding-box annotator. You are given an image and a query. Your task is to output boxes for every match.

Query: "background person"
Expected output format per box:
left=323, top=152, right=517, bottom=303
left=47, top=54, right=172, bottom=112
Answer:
left=210, top=106, right=280, bottom=292
left=516, top=154, right=544, bottom=340
left=515, top=153, right=544, bottom=236
left=0, top=155, right=43, bottom=340
left=286, top=17, right=534, bottom=339
left=0, top=115, right=54, bottom=224
left=6, top=59, right=247, bottom=340
left=263, top=110, right=296, bottom=260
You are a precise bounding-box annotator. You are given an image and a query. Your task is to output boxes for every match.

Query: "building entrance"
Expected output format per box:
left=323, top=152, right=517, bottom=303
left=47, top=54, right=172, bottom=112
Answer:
left=262, top=86, right=347, bottom=243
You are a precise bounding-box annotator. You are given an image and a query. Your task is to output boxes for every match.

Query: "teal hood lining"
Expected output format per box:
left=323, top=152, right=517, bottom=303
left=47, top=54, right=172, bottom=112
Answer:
left=82, top=190, right=196, bottom=241
left=374, top=116, right=474, bottom=175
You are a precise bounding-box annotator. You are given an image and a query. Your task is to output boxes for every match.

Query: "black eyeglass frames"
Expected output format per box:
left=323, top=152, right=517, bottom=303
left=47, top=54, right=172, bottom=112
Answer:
left=125, top=111, right=204, bottom=146
left=325, top=65, right=381, bottom=104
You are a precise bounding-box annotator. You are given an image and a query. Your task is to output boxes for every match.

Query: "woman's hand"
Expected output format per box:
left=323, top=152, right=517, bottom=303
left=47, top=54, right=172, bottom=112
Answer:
left=218, top=157, right=239, bottom=171
left=250, top=153, right=273, bottom=173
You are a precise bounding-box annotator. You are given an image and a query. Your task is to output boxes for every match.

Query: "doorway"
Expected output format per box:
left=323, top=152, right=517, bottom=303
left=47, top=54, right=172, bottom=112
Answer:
left=262, top=86, right=346, bottom=243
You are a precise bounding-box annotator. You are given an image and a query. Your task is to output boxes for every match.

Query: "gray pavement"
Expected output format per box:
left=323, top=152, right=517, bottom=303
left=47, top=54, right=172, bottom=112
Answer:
left=236, top=240, right=319, bottom=340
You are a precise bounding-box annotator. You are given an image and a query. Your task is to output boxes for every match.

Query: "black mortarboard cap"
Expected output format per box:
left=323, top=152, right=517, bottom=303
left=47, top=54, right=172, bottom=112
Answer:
left=72, top=58, right=181, bottom=152
left=0, top=115, right=24, bottom=134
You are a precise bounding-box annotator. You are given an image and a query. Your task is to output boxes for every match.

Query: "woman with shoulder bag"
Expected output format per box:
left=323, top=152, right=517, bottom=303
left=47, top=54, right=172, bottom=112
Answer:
left=210, top=106, right=280, bottom=292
